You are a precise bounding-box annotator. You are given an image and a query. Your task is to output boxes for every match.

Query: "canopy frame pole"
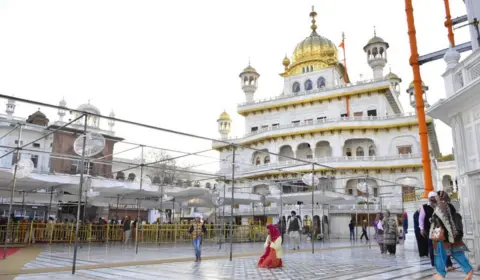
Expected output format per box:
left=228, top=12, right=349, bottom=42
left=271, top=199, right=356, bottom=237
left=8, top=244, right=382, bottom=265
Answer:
left=2, top=124, right=22, bottom=259
left=72, top=114, right=88, bottom=274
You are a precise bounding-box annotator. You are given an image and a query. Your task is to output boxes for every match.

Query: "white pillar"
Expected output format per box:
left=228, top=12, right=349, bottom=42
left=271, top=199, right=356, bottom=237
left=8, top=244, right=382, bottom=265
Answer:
left=465, top=0, right=480, bottom=51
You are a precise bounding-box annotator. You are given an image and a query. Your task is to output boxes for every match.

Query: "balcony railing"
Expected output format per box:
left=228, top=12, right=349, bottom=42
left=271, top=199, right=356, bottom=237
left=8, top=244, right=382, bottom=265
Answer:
left=453, top=48, right=480, bottom=94
left=219, top=112, right=418, bottom=141
left=237, top=77, right=390, bottom=107
left=240, top=154, right=421, bottom=173
left=220, top=203, right=404, bottom=216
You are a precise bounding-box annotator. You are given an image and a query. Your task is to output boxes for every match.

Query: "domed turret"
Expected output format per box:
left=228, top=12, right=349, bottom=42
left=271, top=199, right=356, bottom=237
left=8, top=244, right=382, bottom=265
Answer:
left=282, top=6, right=338, bottom=77
left=239, top=62, right=260, bottom=103
left=75, top=100, right=101, bottom=128
left=364, top=27, right=389, bottom=80
left=217, top=111, right=231, bottom=139
left=58, top=98, right=67, bottom=121
left=27, top=109, right=49, bottom=126
left=385, top=70, right=402, bottom=96
left=406, top=80, right=430, bottom=110
left=282, top=55, right=290, bottom=71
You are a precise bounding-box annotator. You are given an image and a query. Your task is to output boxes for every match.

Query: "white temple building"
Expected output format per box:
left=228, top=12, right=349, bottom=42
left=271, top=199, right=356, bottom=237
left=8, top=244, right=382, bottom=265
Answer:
left=428, top=0, right=480, bottom=268
left=212, top=8, right=450, bottom=237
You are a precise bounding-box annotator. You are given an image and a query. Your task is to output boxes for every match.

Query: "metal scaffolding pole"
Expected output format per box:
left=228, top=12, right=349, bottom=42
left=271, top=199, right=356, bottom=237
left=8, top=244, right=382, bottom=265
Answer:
left=229, top=147, right=236, bottom=261
left=72, top=115, right=88, bottom=275
left=135, top=146, right=144, bottom=254
left=2, top=124, right=23, bottom=260
left=311, top=164, right=315, bottom=254
left=47, top=186, right=53, bottom=221
left=220, top=181, right=226, bottom=250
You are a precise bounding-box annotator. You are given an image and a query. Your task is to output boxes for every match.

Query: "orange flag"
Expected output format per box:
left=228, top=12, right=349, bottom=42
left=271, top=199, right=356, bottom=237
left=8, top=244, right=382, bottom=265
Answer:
left=339, top=41, right=344, bottom=48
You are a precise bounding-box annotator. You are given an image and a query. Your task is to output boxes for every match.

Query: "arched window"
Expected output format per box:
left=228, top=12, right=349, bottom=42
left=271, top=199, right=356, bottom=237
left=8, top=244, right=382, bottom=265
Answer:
left=356, top=147, right=364, bottom=156
left=310, top=66, right=313, bottom=72
left=317, top=77, right=326, bottom=88
left=127, top=173, right=136, bottom=181
left=304, top=79, right=313, bottom=91
left=345, top=148, right=352, bottom=157
left=292, top=82, right=300, bottom=93
left=264, top=156, right=270, bottom=164
left=368, top=145, right=376, bottom=156
left=116, top=171, right=125, bottom=181
left=255, top=157, right=261, bottom=165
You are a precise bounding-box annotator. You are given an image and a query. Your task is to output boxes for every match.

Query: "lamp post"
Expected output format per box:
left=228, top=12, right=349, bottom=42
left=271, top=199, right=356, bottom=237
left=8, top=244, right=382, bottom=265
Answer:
left=211, top=187, right=224, bottom=247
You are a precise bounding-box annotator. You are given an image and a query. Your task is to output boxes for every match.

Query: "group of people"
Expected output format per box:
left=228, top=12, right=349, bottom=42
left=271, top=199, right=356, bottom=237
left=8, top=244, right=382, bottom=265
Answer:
left=413, top=191, right=473, bottom=279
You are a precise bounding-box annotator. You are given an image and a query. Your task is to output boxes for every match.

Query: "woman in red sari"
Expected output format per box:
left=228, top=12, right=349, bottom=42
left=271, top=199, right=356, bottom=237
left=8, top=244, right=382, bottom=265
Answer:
left=257, top=224, right=283, bottom=268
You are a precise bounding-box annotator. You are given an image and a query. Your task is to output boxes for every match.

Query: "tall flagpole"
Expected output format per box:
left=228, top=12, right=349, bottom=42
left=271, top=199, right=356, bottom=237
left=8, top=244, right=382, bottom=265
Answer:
left=340, top=32, right=350, bottom=117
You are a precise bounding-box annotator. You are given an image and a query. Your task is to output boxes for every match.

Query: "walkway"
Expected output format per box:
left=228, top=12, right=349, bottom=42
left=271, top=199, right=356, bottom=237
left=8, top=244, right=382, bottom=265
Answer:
left=2, top=239, right=479, bottom=279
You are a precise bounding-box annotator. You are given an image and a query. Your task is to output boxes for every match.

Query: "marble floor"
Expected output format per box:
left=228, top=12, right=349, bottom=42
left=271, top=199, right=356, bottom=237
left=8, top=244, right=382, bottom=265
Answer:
left=10, top=239, right=480, bottom=279
left=20, top=240, right=359, bottom=270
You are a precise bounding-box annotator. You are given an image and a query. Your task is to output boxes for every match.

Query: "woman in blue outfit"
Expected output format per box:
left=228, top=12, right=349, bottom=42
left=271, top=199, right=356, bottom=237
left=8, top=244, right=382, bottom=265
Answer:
left=430, top=191, right=472, bottom=279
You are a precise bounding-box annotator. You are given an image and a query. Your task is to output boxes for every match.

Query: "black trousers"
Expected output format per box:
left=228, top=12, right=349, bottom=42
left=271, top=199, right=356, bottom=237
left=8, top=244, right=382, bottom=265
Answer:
left=415, top=230, right=428, bottom=257
left=360, top=229, right=369, bottom=240
left=386, top=244, right=396, bottom=255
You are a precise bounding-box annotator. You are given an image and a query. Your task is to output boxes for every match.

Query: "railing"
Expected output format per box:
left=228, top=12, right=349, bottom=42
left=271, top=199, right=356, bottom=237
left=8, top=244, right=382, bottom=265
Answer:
left=219, top=112, right=418, bottom=141
left=0, top=222, right=270, bottom=245
left=237, top=77, right=390, bottom=107
left=240, top=154, right=421, bottom=173
left=453, top=48, right=480, bottom=94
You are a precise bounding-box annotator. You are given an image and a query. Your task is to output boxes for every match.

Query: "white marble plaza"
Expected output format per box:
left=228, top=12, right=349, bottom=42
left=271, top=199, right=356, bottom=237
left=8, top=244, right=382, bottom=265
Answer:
left=11, top=239, right=480, bottom=279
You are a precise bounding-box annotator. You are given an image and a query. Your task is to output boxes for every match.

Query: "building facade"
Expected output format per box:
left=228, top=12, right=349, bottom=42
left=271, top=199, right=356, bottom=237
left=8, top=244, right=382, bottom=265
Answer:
left=212, top=8, right=443, bottom=232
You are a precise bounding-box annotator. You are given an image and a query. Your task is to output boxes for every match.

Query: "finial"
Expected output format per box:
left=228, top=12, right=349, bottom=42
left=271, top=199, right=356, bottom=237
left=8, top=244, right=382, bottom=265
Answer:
left=342, top=32, right=345, bottom=41
left=38, top=107, right=40, bottom=111
left=88, top=99, right=91, bottom=104
left=248, top=57, right=251, bottom=66
left=389, top=64, right=392, bottom=73
left=309, top=6, right=317, bottom=32
left=373, top=26, right=376, bottom=37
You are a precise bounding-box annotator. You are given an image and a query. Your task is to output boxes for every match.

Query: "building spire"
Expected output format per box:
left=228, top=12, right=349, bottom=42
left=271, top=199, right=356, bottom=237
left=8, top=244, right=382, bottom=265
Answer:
left=373, top=25, right=377, bottom=37
left=309, top=6, right=317, bottom=32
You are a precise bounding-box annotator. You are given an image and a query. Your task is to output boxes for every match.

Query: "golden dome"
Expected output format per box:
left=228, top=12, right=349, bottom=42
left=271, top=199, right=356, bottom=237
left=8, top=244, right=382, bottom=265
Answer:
left=218, top=111, right=231, bottom=121
left=282, top=7, right=338, bottom=77
left=282, top=55, right=290, bottom=68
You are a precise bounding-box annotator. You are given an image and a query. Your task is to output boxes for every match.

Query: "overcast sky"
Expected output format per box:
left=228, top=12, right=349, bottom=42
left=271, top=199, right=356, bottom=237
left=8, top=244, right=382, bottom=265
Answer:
left=0, top=0, right=470, bottom=171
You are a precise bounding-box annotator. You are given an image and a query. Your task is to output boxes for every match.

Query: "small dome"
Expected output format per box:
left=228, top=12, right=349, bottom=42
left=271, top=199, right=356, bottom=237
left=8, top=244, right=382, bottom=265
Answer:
left=59, top=98, right=66, bottom=107
left=408, top=80, right=427, bottom=88
left=385, top=72, right=402, bottom=82
left=363, top=34, right=390, bottom=51
left=109, top=110, right=115, bottom=118
left=26, top=109, right=49, bottom=126
left=240, top=64, right=259, bottom=77
left=218, top=111, right=231, bottom=121
left=31, top=110, right=46, bottom=118
left=282, top=55, right=290, bottom=67
left=77, top=101, right=101, bottom=115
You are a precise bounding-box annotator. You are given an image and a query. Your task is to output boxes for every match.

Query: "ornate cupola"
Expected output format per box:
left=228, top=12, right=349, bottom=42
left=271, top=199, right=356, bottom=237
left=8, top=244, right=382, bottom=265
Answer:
left=217, top=111, right=231, bottom=139
left=364, top=27, right=389, bottom=80
left=239, top=62, right=260, bottom=103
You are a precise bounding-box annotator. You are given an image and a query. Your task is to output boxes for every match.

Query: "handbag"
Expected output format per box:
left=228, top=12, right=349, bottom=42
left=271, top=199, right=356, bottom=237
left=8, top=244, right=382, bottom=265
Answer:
left=430, top=226, right=446, bottom=241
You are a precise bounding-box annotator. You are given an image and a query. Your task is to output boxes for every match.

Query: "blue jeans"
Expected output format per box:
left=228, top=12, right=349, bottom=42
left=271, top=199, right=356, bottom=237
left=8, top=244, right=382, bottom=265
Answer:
left=350, top=230, right=354, bottom=240
left=434, top=241, right=472, bottom=277
left=193, top=237, right=201, bottom=260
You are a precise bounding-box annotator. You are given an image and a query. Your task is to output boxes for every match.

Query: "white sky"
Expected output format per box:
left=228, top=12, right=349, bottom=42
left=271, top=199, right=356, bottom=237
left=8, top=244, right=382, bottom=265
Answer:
left=0, top=0, right=471, bottom=171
